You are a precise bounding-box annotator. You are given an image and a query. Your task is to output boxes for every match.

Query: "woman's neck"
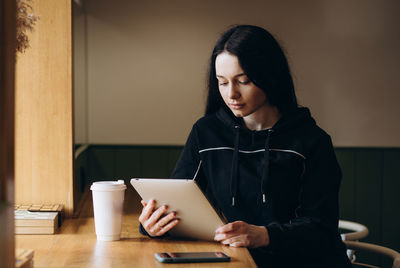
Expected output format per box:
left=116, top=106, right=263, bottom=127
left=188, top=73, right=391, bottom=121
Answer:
left=243, top=104, right=280, bottom=131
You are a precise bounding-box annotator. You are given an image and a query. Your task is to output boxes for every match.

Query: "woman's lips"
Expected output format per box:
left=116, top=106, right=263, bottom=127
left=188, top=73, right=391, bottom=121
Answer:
left=229, top=103, right=245, bottom=110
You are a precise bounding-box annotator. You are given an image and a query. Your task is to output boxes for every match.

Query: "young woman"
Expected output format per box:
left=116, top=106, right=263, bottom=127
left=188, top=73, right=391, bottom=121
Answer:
left=139, top=25, right=352, bottom=267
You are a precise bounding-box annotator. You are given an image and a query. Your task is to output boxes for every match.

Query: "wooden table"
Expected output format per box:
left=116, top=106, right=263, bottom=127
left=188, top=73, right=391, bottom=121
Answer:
left=15, top=188, right=257, bottom=267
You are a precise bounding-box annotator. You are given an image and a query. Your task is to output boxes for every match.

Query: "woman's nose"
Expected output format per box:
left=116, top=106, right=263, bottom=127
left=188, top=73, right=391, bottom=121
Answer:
left=228, top=84, right=240, bottom=99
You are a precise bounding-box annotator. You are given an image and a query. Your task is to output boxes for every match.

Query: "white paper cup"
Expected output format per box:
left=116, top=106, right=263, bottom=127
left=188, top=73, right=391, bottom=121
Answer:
left=90, top=180, right=127, bottom=241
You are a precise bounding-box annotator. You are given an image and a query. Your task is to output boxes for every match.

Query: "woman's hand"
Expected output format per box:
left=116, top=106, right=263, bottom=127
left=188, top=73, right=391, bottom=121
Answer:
left=214, top=221, right=270, bottom=248
left=138, top=199, right=179, bottom=237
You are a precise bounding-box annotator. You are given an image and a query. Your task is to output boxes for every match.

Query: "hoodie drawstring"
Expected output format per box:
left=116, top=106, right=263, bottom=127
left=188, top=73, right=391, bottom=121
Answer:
left=261, top=129, right=273, bottom=204
left=230, top=125, right=240, bottom=207
left=230, top=126, right=274, bottom=206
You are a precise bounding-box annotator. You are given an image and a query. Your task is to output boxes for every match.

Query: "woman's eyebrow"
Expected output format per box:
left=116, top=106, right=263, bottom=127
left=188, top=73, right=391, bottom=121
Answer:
left=216, top=73, right=246, bottom=78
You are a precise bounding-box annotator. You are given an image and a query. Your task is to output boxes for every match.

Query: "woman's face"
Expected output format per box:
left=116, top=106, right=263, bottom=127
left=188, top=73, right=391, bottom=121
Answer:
left=215, top=52, right=269, bottom=118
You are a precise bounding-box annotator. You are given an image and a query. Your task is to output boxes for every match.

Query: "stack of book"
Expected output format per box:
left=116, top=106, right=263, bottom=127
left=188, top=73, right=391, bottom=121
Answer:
left=15, top=204, right=63, bottom=234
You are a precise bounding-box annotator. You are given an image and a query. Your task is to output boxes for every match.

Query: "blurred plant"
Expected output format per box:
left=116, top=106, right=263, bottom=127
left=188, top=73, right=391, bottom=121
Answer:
left=16, top=0, right=39, bottom=53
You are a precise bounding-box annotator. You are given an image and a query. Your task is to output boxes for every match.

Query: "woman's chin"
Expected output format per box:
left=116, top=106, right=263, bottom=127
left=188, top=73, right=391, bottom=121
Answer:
left=232, top=111, right=246, bottom=118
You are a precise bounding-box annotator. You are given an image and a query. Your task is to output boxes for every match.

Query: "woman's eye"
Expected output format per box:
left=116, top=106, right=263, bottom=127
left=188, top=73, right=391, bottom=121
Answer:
left=219, top=82, right=228, bottom=86
left=239, top=80, right=250, bottom=85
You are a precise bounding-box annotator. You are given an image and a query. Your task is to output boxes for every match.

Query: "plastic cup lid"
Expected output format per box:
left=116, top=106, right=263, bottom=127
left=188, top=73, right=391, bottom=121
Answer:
left=90, top=180, right=127, bottom=191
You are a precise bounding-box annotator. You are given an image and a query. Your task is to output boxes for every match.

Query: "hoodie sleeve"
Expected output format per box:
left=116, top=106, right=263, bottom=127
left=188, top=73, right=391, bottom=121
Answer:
left=171, top=125, right=201, bottom=179
left=265, top=133, right=343, bottom=256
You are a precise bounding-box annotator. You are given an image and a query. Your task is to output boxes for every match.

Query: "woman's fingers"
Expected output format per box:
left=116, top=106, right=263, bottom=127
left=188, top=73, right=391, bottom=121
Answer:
left=215, top=221, right=244, bottom=234
left=225, top=240, right=246, bottom=247
left=138, top=200, right=180, bottom=237
left=156, top=218, right=180, bottom=236
left=147, top=204, right=169, bottom=225
left=215, top=222, right=269, bottom=248
left=138, top=199, right=155, bottom=223
left=149, top=211, right=179, bottom=236
left=214, top=221, right=253, bottom=247
left=157, top=211, right=177, bottom=227
left=214, top=233, right=230, bottom=241
left=149, top=211, right=176, bottom=234
left=214, top=230, right=241, bottom=241
left=143, top=204, right=170, bottom=235
left=215, top=223, right=233, bottom=234
left=214, top=221, right=245, bottom=241
left=220, top=234, right=249, bottom=247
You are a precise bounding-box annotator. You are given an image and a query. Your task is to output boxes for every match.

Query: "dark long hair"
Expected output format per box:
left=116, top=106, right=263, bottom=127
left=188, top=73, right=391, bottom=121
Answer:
left=205, top=25, right=298, bottom=116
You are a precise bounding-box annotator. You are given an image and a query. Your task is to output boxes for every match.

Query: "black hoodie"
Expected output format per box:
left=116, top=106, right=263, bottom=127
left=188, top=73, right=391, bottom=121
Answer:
left=170, top=107, right=352, bottom=268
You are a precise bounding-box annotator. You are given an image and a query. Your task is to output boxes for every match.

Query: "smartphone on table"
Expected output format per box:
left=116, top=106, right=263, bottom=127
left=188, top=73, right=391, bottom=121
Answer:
left=154, top=252, right=230, bottom=263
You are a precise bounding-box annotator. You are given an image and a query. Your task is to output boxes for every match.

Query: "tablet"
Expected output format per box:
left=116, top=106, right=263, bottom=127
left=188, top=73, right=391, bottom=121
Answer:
left=130, top=178, right=226, bottom=241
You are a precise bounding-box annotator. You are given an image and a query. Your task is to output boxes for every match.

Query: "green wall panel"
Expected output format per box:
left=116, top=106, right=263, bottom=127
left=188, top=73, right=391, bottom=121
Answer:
left=89, top=147, right=116, bottom=181
left=354, top=149, right=383, bottom=243
left=141, top=148, right=170, bottom=177
left=354, top=149, right=383, bottom=266
left=336, top=149, right=356, bottom=221
left=115, top=148, right=142, bottom=179
left=167, top=148, right=183, bottom=176
left=74, top=148, right=89, bottom=208
left=382, top=150, right=400, bottom=251
left=87, top=146, right=183, bottom=181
